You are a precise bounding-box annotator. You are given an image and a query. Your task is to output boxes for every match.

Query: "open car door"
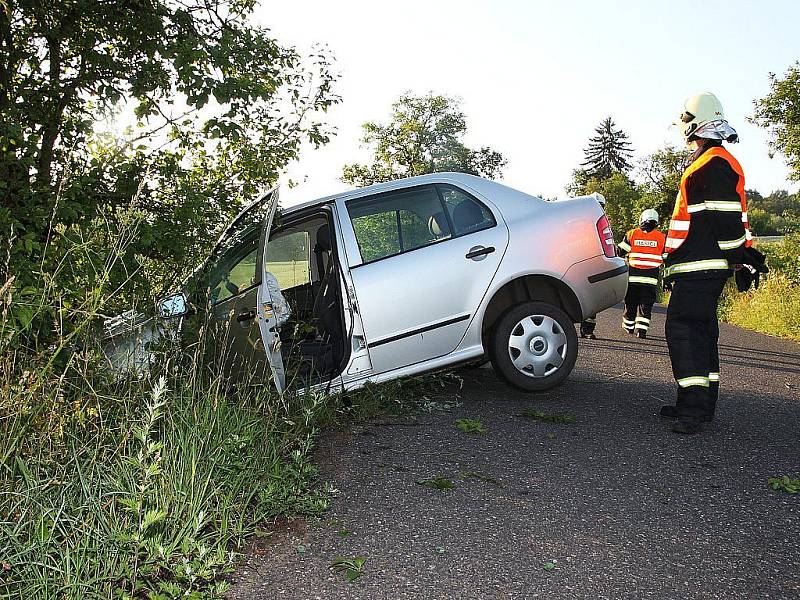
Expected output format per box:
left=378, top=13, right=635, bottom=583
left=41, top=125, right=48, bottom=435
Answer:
left=256, top=187, right=287, bottom=393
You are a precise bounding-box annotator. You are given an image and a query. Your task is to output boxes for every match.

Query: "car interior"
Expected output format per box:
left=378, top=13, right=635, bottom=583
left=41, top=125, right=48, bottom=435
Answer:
left=264, top=212, right=349, bottom=385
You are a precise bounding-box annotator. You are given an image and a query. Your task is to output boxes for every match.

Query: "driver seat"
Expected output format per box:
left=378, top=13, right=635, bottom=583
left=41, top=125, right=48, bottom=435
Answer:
left=302, top=224, right=342, bottom=376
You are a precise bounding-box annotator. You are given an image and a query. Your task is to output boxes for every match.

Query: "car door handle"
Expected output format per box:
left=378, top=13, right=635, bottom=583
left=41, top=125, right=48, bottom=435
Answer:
left=465, top=246, right=495, bottom=260
left=236, top=309, right=256, bottom=323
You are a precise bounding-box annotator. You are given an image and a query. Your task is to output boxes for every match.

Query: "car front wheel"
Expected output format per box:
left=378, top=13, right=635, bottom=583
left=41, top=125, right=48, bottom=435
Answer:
left=489, top=301, right=578, bottom=392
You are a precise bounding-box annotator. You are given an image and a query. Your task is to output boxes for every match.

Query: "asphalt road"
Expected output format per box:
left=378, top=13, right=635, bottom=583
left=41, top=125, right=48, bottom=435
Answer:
left=229, top=306, right=800, bottom=600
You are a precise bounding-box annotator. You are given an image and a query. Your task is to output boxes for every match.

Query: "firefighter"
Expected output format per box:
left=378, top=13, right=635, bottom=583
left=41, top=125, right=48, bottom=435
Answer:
left=617, top=209, right=666, bottom=339
left=660, top=92, right=751, bottom=434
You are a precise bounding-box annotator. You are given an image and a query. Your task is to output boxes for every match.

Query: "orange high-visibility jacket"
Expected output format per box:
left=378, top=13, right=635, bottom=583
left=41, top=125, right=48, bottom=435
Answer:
left=663, top=146, right=751, bottom=281
left=622, top=228, right=667, bottom=269
left=617, top=227, right=666, bottom=286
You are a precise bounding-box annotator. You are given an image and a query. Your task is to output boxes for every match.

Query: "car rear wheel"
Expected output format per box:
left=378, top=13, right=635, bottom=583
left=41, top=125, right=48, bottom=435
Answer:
left=489, top=301, right=578, bottom=392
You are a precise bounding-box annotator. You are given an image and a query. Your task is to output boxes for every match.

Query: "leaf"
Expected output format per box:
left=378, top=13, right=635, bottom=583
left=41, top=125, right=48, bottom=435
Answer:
left=543, top=561, right=556, bottom=571
left=768, top=475, right=800, bottom=494
left=141, top=508, right=167, bottom=532
left=331, top=555, right=367, bottom=581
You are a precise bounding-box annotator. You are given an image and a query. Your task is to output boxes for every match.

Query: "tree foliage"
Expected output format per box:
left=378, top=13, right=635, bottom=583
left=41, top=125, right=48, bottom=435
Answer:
left=746, top=189, right=800, bottom=235
left=580, top=116, right=634, bottom=179
left=569, top=144, right=688, bottom=236
left=751, top=61, right=800, bottom=181
left=341, top=93, right=506, bottom=187
left=0, top=0, right=339, bottom=342
left=636, top=145, right=689, bottom=226
left=577, top=171, right=641, bottom=236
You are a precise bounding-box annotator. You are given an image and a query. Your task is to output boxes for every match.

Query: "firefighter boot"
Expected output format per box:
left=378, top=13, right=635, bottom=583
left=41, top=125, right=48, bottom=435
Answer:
left=660, top=405, right=713, bottom=422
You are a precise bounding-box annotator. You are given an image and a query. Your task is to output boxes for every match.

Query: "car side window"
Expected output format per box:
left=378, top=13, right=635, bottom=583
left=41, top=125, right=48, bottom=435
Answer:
left=209, top=236, right=259, bottom=304
left=265, top=230, right=311, bottom=290
left=347, top=186, right=452, bottom=263
left=438, top=184, right=496, bottom=236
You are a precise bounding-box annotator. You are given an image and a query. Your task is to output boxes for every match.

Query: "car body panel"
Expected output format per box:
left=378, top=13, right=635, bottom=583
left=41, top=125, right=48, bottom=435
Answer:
left=335, top=186, right=510, bottom=374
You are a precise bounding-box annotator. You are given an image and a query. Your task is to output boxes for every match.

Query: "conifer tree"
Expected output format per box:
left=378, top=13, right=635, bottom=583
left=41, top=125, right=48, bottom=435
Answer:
left=581, top=117, right=634, bottom=179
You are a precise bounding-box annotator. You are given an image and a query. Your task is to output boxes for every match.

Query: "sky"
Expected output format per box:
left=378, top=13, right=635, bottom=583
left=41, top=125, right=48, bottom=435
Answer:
left=253, top=0, right=800, bottom=207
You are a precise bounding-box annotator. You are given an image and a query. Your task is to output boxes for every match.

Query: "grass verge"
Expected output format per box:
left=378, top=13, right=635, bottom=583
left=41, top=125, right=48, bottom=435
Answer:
left=1, top=372, right=331, bottom=598
left=0, top=347, right=459, bottom=598
left=719, top=274, right=800, bottom=341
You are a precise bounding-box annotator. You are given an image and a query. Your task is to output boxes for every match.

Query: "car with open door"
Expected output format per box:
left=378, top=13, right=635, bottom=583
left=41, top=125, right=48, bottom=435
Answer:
left=107, top=173, right=628, bottom=394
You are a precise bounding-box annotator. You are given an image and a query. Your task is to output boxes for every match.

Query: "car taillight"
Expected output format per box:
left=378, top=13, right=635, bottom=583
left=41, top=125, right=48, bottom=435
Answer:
left=596, top=215, right=616, bottom=258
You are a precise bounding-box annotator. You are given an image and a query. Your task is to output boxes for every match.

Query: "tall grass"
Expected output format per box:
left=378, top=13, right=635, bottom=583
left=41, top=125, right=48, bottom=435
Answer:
left=1, top=329, right=333, bottom=598
left=0, top=192, right=330, bottom=598
left=719, top=274, right=800, bottom=341
left=0, top=222, right=459, bottom=599
left=718, top=235, right=800, bottom=342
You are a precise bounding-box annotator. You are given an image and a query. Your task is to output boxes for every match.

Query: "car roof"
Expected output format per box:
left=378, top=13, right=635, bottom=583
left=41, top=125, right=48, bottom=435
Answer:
left=282, top=172, right=511, bottom=215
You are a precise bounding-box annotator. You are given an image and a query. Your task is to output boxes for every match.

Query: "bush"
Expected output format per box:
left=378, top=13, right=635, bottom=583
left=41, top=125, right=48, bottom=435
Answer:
left=763, top=233, right=800, bottom=285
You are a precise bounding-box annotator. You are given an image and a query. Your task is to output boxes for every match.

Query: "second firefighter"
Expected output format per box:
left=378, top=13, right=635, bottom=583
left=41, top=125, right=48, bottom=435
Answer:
left=617, top=209, right=667, bottom=339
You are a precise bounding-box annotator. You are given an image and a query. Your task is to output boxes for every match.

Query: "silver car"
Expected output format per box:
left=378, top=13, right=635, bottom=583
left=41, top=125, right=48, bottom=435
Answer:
left=123, top=173, right=627, bottom=393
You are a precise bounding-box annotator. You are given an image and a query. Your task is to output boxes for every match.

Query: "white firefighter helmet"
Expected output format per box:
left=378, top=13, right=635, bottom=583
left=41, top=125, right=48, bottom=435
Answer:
left=674, top=92, right=725, bottom=139
left=640, top=208, right=658, bottom=225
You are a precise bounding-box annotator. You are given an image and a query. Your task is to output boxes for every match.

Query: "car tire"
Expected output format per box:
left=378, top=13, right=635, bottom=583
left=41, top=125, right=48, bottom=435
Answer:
left=489, top=301, right=578, bottom=392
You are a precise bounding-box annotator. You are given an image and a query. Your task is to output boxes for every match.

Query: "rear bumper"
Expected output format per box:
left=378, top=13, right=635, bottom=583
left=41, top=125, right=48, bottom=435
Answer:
left=563, top=256, right=628, bottom=319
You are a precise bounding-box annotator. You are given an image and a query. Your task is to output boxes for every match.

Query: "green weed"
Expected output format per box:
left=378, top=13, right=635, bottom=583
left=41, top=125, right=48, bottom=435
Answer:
left=456, top=418, right=487, bottom=434
left=717, top=235, right=800, bottom=341
left=768, top=475, right=800, bottom=494
left=417, top=476, right=456, bottom=491
left=520, top=409, right=576, bottom=424
left=330, top=556, right=367, bottom=582
left=719, top=274, right=800, bottom=341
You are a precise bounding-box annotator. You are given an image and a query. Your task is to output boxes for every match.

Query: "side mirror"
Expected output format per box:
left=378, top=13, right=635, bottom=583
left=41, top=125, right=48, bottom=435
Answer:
left=158, top=293, right=188, bottom=318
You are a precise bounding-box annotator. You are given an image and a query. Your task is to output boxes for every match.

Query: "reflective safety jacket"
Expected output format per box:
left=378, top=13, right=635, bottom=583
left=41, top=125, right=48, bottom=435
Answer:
left=618, top=227, right=666, bottom=286
left=663, top=145, right=750, bottom=282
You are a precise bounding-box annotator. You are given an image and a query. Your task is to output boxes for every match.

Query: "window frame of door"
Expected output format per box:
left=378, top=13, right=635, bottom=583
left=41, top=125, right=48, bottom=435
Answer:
left=344, top=183, right=498, bottom=269
left=209, top=226, right=263, bottom=308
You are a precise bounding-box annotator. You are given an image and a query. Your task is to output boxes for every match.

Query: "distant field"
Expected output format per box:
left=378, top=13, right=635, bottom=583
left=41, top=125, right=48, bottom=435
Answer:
left=267, top=260, right=310, bottom=290
left=224, top=260, right=309, bottom=298
left=755, top=235, right=785, bottom=245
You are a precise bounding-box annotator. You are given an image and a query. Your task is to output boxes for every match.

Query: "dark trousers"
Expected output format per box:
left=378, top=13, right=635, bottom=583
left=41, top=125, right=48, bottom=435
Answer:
left=622, top=284, right=658, bottom=333
left=665, top=278, right=725, bottom=419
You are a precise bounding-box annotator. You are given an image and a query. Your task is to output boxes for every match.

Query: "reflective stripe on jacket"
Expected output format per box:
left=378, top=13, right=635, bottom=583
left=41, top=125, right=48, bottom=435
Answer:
left=663, top=146, right=750, bottom=281
left=618, top=227, right=665, bottom=286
